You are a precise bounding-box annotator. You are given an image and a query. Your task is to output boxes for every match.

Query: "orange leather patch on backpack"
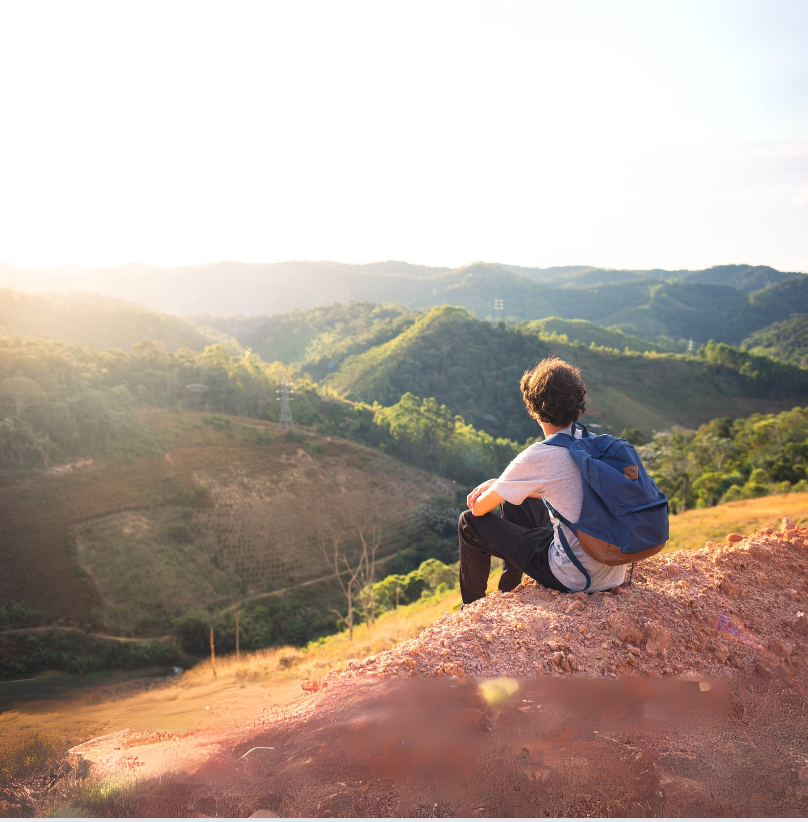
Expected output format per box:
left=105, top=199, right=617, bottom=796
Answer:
left=623, top=465, right=639, bottom=480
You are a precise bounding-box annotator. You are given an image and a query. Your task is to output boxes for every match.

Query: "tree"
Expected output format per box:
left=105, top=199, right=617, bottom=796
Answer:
left=356, top=525, right=380, bottom=628
left=696, top=434, right=735, bottom=471
left=31, top=432, right=54, bottom=469
left=0, top=376, right=45, bottom=417
left=619, top=427, right=645, bottom=446
left=321, top=534, right=363, bottom=641
left=0, top=417, right=34, bottom=465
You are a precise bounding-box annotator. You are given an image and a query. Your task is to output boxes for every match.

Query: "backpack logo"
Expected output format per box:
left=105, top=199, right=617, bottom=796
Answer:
left=623, top=464, right=639, bottom=480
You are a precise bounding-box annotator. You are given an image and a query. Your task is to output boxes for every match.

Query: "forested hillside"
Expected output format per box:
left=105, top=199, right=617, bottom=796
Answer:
left=196, top=302, right=415, bottom=380
left=0, top=327, right=528, bottom=486
left=0, top=328, right=506, bottom=667
left=640, top=406, right=808, bottom=514
left=742, top=314, right=808, bottom=367
left=322, top=306, right=808, bottom=442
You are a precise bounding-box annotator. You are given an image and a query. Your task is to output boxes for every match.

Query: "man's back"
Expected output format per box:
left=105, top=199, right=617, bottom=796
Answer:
left=492, top=432, right=626, bottom=592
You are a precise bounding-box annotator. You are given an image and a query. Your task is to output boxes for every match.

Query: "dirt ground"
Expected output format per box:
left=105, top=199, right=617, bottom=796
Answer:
left=48, top=521, right=808, bottom=816
left=330, top=519, right=807, bottom=683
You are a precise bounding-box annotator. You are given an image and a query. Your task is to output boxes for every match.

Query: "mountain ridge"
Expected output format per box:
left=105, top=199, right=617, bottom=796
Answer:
left=1, top=261, right=804, bottom=340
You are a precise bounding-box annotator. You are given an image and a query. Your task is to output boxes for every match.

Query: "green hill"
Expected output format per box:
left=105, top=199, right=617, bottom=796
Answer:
left=415, top=271, right=788, bottom=344
left=196, top=302, right=415, bottom=379
left=497, top=262, right=799, bottom=292
left=324, top=306, right=808, bottom=442
left=742, top=314, right=808, bottom=367
left=748, top=275, right=808, bottom=319
left=682, top=264, right=800, bottom=292
left=519, top=317, right=680, bottom=353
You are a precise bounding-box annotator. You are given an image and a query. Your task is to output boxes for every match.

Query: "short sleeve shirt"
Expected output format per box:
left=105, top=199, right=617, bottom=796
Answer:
left=490, top=427, right=626, bottom=592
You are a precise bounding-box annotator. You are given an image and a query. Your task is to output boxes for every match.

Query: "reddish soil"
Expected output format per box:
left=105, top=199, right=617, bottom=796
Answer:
left=69, top=521, right=808, bottom=817
left=330, top=520, right=808, bottom=683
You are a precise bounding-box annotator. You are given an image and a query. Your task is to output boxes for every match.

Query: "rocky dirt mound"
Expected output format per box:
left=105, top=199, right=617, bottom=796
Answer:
left=328, top=519, right=807, bottom=684
left=56, top=521, right=808, bottom=817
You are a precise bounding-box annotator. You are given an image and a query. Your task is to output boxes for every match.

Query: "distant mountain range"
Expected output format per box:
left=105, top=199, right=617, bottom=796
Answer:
left=1, top=260, right=805, bottom=345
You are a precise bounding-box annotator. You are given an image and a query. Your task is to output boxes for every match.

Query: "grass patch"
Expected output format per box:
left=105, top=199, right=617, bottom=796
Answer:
left=182, top=582, right=464, bottom=686
left=665, top=491, right=808, bottom=552
left=0, top=731, right=62, bottom=785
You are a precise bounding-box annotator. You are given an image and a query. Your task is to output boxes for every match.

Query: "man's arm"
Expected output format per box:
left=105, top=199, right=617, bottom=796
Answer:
left=469, top=485, right=506, bottom=517
left=467, top=470, right=546, bottom=516
left=467, top=478, right=496, bottom=509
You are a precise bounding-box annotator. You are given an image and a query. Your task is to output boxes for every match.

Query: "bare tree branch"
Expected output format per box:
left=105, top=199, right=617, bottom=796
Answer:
left=321, top=532, right=363, bottom=640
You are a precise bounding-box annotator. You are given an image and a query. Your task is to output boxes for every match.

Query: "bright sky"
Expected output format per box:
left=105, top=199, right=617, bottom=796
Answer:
left=1, top=0, right=806, bottom=272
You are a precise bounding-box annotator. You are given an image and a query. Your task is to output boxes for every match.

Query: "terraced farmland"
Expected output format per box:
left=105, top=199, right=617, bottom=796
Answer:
left=2, top=409, right=452, bottom=634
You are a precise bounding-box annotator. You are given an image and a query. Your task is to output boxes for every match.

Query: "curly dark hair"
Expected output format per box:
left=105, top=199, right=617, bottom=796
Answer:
left=520, top=356, right=586, bottom=427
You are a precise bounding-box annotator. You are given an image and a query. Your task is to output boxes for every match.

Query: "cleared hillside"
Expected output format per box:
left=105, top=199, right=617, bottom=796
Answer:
left=0, top=408, right=452, bottom=634
left=520, top=316, right=679, bottom=352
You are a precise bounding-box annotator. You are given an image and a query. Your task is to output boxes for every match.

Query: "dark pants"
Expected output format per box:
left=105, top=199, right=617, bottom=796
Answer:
left=458, top=498, right=569, bottom=604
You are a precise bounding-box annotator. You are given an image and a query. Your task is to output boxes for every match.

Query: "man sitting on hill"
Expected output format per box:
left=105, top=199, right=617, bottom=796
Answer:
left=458, top=356, right=626, bottom=602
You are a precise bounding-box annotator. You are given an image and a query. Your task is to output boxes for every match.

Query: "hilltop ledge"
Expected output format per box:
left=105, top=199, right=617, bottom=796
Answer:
left=329, top=519, right=807, bottom=683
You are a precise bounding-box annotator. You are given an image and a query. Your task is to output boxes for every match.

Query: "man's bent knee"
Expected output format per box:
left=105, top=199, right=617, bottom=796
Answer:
left=458, top=509, right=474, bottom=531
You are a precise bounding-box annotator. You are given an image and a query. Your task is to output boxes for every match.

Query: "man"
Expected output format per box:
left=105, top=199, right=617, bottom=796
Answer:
left=458, top=356, right=626, bottom=603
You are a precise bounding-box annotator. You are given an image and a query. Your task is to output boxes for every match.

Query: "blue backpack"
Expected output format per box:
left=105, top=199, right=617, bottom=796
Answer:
left=541, top=422, right=669, bottom=591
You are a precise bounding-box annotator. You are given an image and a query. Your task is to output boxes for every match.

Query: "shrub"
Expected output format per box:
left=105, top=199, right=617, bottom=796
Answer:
left=165, top=523, right=194, bottom=544
left=202, top=414, right=233, bottom=432
left=0, top=601, right=42, bottom=629
left=739, top=482, right=770, bottom=500
left=721, top=486, right=743, bottom=503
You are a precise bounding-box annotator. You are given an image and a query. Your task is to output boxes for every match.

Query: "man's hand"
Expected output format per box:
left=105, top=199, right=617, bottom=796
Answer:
left=467, top=478, right=497, bottom=509
left=468, top=482, right=506, bottom=517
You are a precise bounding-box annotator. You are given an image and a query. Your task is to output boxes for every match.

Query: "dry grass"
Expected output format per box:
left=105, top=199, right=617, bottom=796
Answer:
left=666, top=491, right=808, bottom=552
left=185, top=587, right=464, bottom=685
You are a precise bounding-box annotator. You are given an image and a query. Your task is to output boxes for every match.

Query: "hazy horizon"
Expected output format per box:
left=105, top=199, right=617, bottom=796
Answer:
left=1, top=0, right=806, bottom=272
left=1, top=257, right=805, bottom=278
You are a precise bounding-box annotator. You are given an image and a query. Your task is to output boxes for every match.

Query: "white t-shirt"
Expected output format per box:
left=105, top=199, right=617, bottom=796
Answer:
left=491, top=427, right=626, bottom=592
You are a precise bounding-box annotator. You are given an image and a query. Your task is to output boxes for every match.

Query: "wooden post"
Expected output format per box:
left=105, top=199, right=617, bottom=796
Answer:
left=210, top=627, right=217, bottom=678
left=235, top=610, right=241, bottom=661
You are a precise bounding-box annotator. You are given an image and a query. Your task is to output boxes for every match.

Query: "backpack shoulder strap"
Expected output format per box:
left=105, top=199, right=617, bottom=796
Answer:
left=542, top=497, right=592, bottom=592
left=541, top=422, right=589, bottom=449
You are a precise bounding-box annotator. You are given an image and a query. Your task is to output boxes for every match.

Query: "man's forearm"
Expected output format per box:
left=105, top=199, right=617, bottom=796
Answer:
left=470, top=487, right=505, bottom=517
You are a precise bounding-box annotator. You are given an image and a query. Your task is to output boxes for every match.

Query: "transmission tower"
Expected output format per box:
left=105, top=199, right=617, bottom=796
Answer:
left=276, top=383, right=294, bottom=428
left=687, top=339, right=694, bottom=353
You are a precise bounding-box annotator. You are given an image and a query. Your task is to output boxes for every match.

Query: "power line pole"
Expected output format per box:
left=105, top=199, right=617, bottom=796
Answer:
left=276, top=383, right=294, bottom=428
